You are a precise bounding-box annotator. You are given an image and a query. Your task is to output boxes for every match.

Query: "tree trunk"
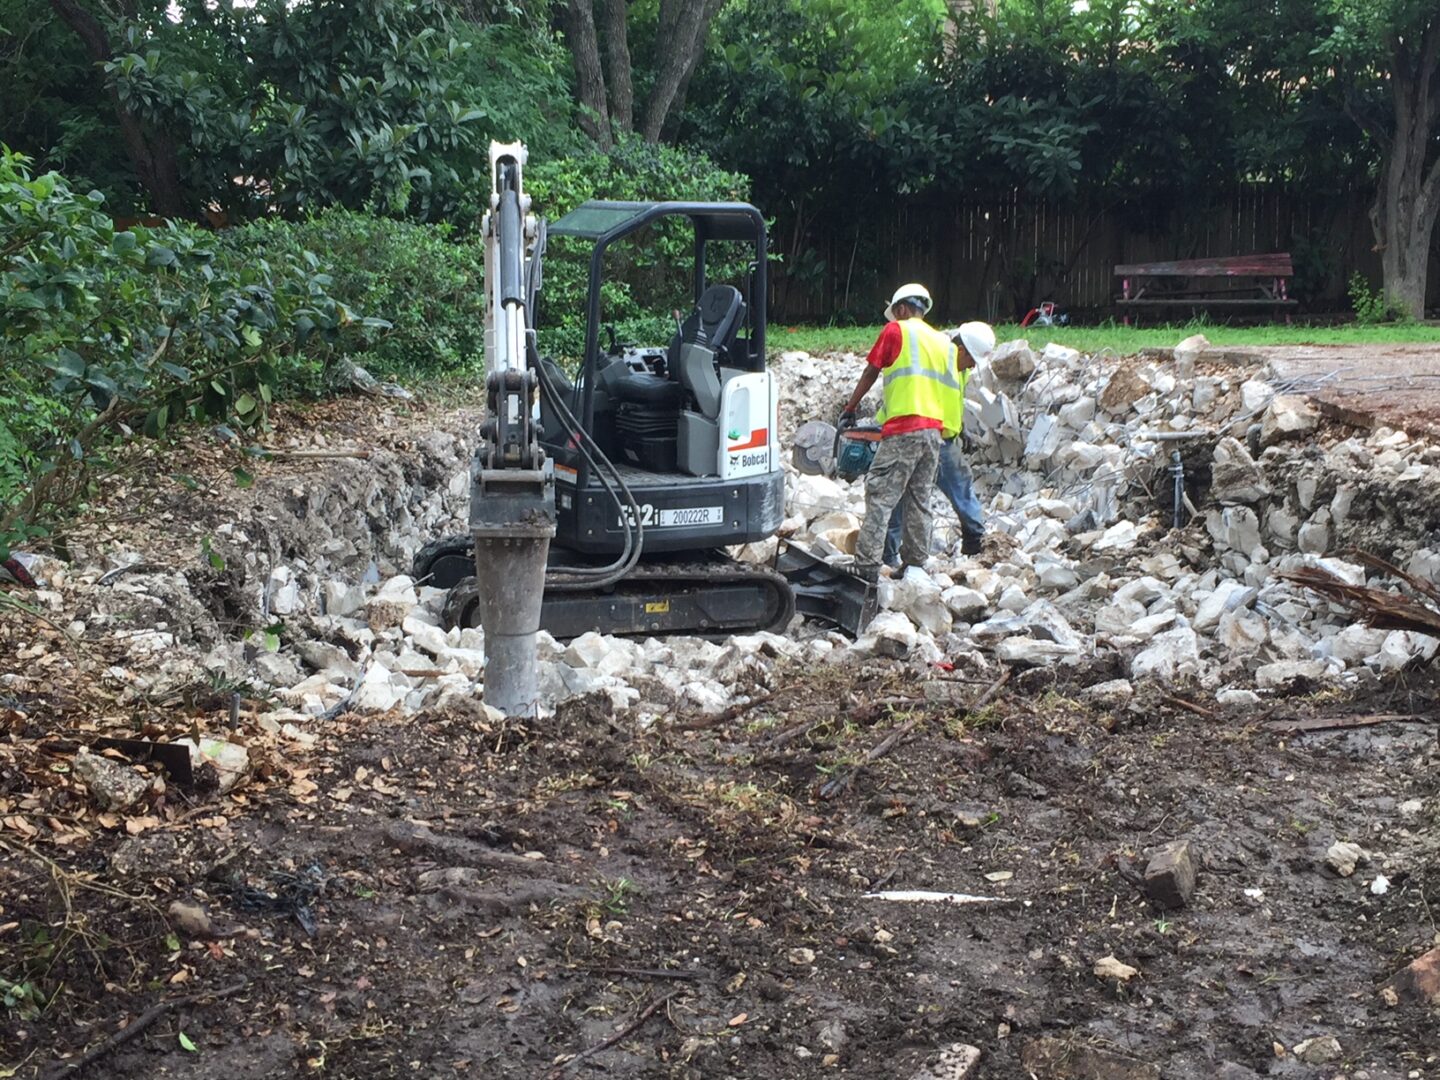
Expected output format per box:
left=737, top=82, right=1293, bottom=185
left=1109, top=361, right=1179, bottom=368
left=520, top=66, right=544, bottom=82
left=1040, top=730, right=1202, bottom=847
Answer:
left=559, top=0, right=612, bottom=149
left=1370, top=19, right=1440, bottom=319
left=639, top=0, right=726, bottom=143
left=599, top=0, right=634, bottom=133
left=48, top=0, right=190, bottom=219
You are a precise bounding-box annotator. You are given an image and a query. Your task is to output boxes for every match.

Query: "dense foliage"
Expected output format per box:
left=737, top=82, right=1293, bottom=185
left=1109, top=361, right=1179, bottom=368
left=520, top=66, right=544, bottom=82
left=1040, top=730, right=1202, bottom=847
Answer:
left=2, top=0, right=578, bottom=220
left=226, top=211, right=486, bottom=381
left=0, top=149, right=366, bottom=557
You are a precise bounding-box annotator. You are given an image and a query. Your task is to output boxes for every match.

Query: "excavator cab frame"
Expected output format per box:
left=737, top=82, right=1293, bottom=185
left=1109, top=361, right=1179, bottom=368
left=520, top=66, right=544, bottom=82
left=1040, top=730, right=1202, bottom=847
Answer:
left=538, top=200, right=783, bottom=557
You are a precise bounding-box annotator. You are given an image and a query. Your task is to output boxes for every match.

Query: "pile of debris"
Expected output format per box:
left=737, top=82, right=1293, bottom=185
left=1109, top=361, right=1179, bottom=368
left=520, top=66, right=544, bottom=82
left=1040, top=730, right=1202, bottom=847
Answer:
left=9, top=335, right=1440, bottom=729
left=770, top=334, right=1440, bottom=699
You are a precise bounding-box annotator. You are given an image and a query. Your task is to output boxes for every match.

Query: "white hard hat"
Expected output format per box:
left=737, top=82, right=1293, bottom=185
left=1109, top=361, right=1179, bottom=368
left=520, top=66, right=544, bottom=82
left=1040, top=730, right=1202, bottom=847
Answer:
left=956, top=321, right=996, bottom=362
left=884, top=283, right=932, bottom=322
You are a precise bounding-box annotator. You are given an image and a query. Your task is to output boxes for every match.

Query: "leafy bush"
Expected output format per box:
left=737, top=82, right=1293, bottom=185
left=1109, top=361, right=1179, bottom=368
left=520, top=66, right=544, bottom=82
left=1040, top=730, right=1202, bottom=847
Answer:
left=1348, top=272, right=1409, bottom=325
left=528, top=135, right=751, bottom=360
left=0, top=148, right=365, bottom=557
left=225, top=210, right=486, bottom=381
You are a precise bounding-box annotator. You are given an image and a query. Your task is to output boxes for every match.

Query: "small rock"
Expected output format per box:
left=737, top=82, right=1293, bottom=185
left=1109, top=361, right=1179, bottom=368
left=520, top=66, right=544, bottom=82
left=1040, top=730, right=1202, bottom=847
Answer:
left=1399, top=798, right=1424, bottom=818
left=816, top=1018, right=847, bottom=1053
left=168, top=899, right=214, bottom=939
left=267, top=566, right=303, bottom=616
left=1216, top=687, right=1260, bottom=707
left=365, top=575, right=418, bottom=632
left=1144, top=839, right=1197, bottom=910
left=1131, top=627, right=1200, bottom=682
left=909, top=1042, right=981, bottom=1080
left=175, top=736, right=252, bottom=794
left=787, top=947, right=816, bottom=966
left=1209, top=437, right=1271, bottom=505
left=323, top=580, right=366, bottom=617
left=990, top=339, right=1038, bottom=382
left=295, top=639, right=361, bottom=678
left=1261, top=394, right=1320, bottom=446
left=1082, top=679, right=1133, bottom=706
left=1093, top=955, right=1139, bottom=982
left=858, top=611, right=919, bottom=658
left=1291, top=1036, right=1341, bottom=1066
left=1099, top=367, right=1150, bottom=414
left=253, top=651, right=304, bottom=688
left=1380, top=944, right=1440, bottom=1005
left=1255, top=659, right=1328, bottom=691
left=994, top=637, right=1077, bottom=665
left=73, top=748, right=150, bottom=811
left=1325, top=840, right=1367, bottom=878
left=1215, top=1064, right=1261, bottom=1080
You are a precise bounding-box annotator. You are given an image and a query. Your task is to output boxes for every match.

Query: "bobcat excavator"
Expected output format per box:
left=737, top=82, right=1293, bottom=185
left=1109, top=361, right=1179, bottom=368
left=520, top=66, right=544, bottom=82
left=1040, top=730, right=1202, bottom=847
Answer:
left=415, top=142, right=874, bottom=717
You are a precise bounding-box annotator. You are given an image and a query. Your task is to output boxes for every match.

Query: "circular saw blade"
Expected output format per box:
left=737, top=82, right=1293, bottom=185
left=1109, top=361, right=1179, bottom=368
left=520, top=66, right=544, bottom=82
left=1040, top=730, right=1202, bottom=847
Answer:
left=792, top=419, right=837, bottom=476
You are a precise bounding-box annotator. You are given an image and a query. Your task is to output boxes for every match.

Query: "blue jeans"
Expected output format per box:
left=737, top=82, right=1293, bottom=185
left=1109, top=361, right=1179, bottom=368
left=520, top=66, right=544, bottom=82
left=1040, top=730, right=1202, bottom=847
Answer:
left=885, top=437, right=984, bottom=565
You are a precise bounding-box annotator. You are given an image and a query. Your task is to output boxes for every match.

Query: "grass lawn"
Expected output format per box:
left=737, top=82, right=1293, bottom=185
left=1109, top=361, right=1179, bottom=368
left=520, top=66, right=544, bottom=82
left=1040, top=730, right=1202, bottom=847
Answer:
left=771, top=319, right=1440, bottom=356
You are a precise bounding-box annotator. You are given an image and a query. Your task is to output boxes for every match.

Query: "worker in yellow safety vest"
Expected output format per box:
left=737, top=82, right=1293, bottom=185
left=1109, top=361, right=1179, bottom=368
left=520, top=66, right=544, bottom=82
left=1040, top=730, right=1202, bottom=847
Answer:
left=839, top=282, right=963, bottom=579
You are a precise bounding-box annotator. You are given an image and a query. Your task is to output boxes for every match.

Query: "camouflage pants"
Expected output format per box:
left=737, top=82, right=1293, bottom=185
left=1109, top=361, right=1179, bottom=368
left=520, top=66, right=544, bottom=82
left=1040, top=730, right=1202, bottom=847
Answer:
left=855, top=429, right=942, bottom=568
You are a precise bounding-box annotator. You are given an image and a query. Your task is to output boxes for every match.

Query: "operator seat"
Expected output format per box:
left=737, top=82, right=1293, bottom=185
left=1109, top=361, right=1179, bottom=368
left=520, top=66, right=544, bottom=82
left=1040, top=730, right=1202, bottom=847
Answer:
left=671, top=284, right=745, bottom=420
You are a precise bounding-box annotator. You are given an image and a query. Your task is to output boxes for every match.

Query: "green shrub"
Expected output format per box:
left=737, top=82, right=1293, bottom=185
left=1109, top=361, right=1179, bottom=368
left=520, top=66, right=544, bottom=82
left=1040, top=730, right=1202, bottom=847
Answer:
left=0, top=147, right=366, bottom=557
left=225, top=210, right=486, bottom=381
left=528, top=135, right=752, bottom=360
left=1348, top=272, right=1410, bottom=326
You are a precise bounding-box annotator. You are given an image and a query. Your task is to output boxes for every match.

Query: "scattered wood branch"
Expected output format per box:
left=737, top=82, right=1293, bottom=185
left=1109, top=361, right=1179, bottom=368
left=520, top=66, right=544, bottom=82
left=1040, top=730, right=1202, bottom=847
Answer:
left=574, top=966, right=701, bottom=982
left=1349, top=548, right=1440, bottom=606
left=819, top=669, right=1010, bottom=800
left=674, top=683, right=802, bottom=731
left=381, top=820, right=545, bottom=874
left=1281, top=561, right=1440, bottom=637
left=39, top=979, right=248, bottom=1080
left=259, top=447, right=373, bottom=461
left=1268, top=713, right=1431, bottom=735
left=1161, top=694, right=1216, bottom=720
left=546, top=990, right=680, bottom=1078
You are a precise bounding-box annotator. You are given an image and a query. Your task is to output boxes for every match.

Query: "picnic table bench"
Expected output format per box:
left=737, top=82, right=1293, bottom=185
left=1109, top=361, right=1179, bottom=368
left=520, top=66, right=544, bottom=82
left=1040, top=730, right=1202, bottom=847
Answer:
left=1115, top=253, right=1295, bottom=322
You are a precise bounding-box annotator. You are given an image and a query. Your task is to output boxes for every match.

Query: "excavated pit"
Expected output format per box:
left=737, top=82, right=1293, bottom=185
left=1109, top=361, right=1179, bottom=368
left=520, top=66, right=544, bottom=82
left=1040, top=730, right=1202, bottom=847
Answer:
left=12, top=337, right=1440, bottom=731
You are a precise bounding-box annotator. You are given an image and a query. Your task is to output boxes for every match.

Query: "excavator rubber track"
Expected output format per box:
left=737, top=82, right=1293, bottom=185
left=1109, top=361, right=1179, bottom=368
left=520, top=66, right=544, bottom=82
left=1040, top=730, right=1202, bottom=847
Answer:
left=420, top=538, right=795, bottom=639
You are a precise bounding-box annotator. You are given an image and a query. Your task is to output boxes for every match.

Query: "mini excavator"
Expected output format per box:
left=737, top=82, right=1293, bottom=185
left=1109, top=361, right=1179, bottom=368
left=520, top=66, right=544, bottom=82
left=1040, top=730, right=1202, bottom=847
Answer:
left=415, top=142, right=880, bottom=717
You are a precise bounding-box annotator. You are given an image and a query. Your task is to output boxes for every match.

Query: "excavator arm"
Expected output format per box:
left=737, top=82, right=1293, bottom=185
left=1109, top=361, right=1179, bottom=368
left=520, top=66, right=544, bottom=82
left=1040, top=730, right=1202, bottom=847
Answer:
left=469, top=142, right=555, bottom=718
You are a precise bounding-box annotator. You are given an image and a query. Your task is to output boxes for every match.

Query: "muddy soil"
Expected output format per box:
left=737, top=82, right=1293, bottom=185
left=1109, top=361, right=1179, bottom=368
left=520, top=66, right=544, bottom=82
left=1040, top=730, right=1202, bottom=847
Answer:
left=4, top=665, right=1437, bottom=1079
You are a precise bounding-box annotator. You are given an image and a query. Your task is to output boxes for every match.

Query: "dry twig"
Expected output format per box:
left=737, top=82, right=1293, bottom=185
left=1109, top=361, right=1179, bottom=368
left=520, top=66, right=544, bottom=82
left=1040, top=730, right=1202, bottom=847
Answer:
left=39, top=979, right=248, bottom=1080
left=545, top=990, right=679, bottom=1078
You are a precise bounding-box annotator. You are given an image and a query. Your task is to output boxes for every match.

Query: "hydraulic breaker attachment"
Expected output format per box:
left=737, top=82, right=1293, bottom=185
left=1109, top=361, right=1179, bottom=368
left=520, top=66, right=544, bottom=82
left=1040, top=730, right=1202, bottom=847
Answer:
left=471, top=141, right=555, bottom=717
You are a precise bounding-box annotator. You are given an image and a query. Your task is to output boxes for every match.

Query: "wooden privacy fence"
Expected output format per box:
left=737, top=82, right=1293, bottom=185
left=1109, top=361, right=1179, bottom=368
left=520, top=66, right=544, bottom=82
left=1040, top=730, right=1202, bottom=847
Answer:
left=770, top=185, right=1440, bottom=323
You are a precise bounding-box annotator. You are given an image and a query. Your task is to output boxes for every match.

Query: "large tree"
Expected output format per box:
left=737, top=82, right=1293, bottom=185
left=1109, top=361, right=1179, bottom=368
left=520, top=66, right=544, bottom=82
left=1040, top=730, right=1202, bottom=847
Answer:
left=557, top=0, right=727, bottom=148
left=45, top=0, right=191, bottom=217
left=1322, top=0, right=1440, bottom=318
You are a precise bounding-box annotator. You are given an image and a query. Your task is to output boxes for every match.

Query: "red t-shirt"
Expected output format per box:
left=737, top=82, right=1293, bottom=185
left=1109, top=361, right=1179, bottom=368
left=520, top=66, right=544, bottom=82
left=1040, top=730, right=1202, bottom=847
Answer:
left=865, top=320, right=943, bottom=436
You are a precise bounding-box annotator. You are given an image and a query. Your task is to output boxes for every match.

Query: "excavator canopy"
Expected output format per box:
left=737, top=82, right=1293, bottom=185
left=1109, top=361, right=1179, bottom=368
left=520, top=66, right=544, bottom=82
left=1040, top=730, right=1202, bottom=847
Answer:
left=548, top=200, right=764, bottom=244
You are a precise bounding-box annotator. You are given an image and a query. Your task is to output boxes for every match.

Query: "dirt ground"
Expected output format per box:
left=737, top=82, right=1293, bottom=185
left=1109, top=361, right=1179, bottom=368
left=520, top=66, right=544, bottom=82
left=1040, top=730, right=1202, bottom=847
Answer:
left=3, top=660, right=1438, bottom=1079
left=1246, top=344, right=1440, bottom=438
left=4, top=357, right=1440, bottom=1079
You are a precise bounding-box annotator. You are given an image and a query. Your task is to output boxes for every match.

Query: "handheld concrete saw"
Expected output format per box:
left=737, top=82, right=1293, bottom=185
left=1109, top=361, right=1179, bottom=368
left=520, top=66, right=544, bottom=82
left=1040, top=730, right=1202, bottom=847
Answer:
left=791, top=419, right=882, bottom=481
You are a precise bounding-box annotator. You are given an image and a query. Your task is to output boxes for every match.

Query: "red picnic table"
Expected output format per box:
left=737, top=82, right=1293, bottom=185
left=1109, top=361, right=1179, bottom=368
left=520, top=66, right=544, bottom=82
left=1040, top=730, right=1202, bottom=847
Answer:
left=1115, top=253, right=1296, bottom=323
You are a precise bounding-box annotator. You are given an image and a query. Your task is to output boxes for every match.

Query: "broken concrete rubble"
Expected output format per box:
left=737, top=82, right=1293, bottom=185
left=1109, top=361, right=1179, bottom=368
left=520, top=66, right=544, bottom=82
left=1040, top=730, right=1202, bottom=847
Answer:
left=38, top=335, right=1440, bottom=739
left=1144, top=839, right=1197, bottom=910
left=73, top=748, right=150, bottom=810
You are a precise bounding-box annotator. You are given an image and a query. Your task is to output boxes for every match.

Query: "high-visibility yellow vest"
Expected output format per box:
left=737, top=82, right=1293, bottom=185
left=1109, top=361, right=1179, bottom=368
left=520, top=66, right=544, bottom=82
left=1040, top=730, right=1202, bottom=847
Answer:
left=875, top=318, right=968, bottom=438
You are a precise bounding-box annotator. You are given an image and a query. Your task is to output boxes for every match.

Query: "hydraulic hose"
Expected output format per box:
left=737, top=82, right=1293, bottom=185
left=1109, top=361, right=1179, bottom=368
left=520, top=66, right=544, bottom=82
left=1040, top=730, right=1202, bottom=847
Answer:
left=534, top=349, right=646, bottom=590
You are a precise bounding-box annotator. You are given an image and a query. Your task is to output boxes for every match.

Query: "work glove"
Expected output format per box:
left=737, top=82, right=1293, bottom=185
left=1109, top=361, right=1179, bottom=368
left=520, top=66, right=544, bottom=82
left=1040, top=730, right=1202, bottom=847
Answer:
left=838, top=409, right=857, bottom=430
